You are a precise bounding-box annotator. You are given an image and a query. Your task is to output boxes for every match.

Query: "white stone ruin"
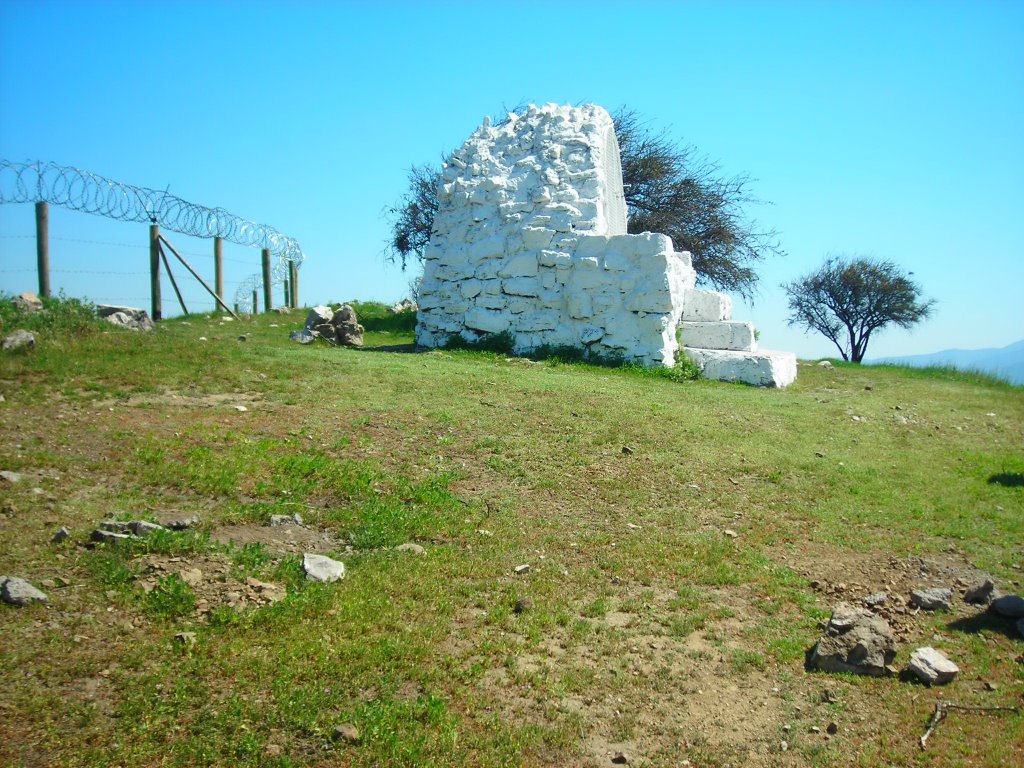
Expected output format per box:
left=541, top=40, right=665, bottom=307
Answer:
left=415, top=103, right=796, bottom=387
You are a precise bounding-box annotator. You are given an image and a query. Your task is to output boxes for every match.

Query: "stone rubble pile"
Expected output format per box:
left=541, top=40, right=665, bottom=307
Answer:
left=290, top=304, right=364, bottom=347
left=90, top=519, right=167, bottom=545
left=97, top=305, right=155, bottom=332
left=415, top=103, right=796, bottom=386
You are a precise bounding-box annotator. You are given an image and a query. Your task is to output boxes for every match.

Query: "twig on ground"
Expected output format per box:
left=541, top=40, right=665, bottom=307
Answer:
left=919, top=702, right=1019, bottom=750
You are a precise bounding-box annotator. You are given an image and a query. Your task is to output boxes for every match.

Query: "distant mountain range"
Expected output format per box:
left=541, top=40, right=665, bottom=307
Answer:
left=869, top=340, right=1024, bottom=385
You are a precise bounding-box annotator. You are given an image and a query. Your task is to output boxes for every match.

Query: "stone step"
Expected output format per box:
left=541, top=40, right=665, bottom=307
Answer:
left=679, top=321, right=756, bottom=352
left=681, top=288, right=732, bottom=322
left=684, top=347, right=798, bottom=388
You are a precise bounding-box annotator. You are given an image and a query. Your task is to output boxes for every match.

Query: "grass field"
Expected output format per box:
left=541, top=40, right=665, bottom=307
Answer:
left=1, top=297, right=1022, bottom=767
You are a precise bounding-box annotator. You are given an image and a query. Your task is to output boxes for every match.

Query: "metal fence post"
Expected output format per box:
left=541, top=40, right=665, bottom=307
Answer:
left=35, top=202, right=50, bottom=298
left=261, top=248, right=272, bottom=313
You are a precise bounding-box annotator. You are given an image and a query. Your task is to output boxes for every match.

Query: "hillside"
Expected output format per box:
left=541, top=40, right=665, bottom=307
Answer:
left=871, top=339, right=1024, bottom=385
left=1, top=300, right=1022, bottom=768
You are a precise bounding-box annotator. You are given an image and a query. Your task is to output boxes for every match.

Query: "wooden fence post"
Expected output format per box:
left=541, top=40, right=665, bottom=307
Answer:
left=289, top=261, right=299, bottom=309
left=261, top=248, right=272, bottom=313
left=149, top=224, right=161, bottom=321
left=283, top=278, right=290, bottom=309
left=214, top=236, right=224, bottom=313
left=35, top=202, right=50, bottom=298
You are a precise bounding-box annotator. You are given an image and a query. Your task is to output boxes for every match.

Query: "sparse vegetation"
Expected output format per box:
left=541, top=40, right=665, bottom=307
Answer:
left=0, top=296, right=1021, bottom=767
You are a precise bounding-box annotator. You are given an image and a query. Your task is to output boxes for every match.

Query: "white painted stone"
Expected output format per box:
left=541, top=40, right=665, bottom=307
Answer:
left=682, top=288, right=733, bottom=322
left=684, top=347, right=798, bottom=388
left=414, top=103, right=794, bottom=379
left=679, top=321, right=757, bottom=352
left=302, top=553, right=346, bottom=583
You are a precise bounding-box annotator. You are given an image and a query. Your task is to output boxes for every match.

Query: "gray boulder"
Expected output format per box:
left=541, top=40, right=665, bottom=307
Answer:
left=907, top=646, right=958, bottom=685
left=289, top=329, right=316, bottom=344
left=990, top=594, right=1024, bottom=619
left=2, top=329, right=36, bottom=351
left=910, top=587, right=952, bottom=611
left=1, top=575, right=48, bottom=606
left=302, top=553, right=345, bottom=583
left=302, top=305, right=337, bottom=343
left=808, top=603, right=896, bottom=676
left=331, top=304, right=364, bottom=348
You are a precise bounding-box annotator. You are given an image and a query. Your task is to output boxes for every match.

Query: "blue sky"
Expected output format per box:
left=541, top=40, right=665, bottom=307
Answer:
left=1, top=0, right=1021, bottom=359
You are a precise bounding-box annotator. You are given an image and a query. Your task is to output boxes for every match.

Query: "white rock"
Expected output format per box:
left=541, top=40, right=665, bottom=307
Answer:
left=302, top=553, right=346, bottom=583
left=2, top=329, right=36, bottom=351
left=0, top=576, right=48, bottom=606
left=908, top=646, right=958, bottom=685
left=394, top=543, right=426, bottom=555
left=681, top=288, right=732, bottom=322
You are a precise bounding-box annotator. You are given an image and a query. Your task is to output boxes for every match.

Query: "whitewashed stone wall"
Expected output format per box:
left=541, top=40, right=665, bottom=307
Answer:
left=416, top=103, right=696, bottom=366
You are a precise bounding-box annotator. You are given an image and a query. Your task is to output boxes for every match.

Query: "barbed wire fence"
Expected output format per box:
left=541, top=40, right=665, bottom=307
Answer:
left=0, top=160, right=305, bottom=314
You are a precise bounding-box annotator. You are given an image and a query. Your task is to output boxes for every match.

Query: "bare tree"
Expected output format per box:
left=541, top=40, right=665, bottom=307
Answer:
left=783, top=255, right=935, bottom=363
left=385, top=107, right=783, bottom=300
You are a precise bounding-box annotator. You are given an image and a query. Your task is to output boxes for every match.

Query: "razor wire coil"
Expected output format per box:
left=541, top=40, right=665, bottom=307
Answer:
left=0, top=160, right=303, bottom=312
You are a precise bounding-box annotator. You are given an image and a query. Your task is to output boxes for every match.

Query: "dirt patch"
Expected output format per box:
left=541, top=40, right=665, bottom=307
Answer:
left=211, top=523, right=344, bottom=556
left=91, top=390, right=268, bottom=410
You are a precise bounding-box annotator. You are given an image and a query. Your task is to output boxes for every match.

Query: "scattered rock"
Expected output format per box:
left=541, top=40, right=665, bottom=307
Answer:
left=394, top=543, right=425, bottom=555
left=233, top=405, right=248, bottom=412
left=826, top=721, right=839, bottom=735
left=611, top=752, right=629, bottom=765
left=990, top=594, right=1024, bottom=618
left=620, top=445, right=634, bottom=455
left=237, top=335, right=247, bottom=342
left=910, top=587, right=952, bottom=611
left=963, top=577, right=997, bottom=605
left=814, top=451, right=826, bottom=458
left=269, top=514, right=303, bottom=527
left=129, top=520, right=166, bottom=537
left=13, top=291, right=43, bottom=313
left=2, top=329, right=36, bottom=351
left=332, top=723, right=361, bottom=744
left=97, top=305, right=154, bottom=332
left=908, top=646, right=959, bottom=685
left=389, top=299, right=417, bottom=314
left=174, top=631, right=197, bottom=647
left=513, top=597, right=532, bottom=614
left=514, top=564, right=531, bottom=575
left=164, top=515, right=200, bottom=530
left=90, top=529, right=133, bottom=545
left=50, top=526, right=70, bottom=544
left=272, top=306, right=291, bottom=315
left=808, top=603, right=896, bottom=676
left=862, top=592, right=887, bottom=608
left=302, top=553, right=345, bottom=583
left=0, top=470, right=23, bottom=483
left=723, top=529, right=738, bottom=538
left=0, top=575, right=48, bottom=606
left=289, top=328, right=316, bottom=344
left=817, top=360, right=833, bottom=369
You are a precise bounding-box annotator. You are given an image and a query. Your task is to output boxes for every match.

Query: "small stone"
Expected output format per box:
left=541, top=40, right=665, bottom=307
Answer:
left=817, top=360, right=833, bottom=368
left=50, top=526, right=70, bottom=544
left=990, top=594, right=1024, bottom=618
left=237, top=335, right=247, bottom=342
left=513, top=597, right=532, bottom=614
left=985, top=681, right=998, bottom=691
left=302, top=553, right=345, bottom=583
left=826, top=722, right=838, bottom=735
left=814, top=451, right=825, bottom=458
left=611, top=753, right=629, bottom=765
left=1, top=329, right=36, bottom=351
left=963, top=578, right=997, bottom=605
left=174, top=631, right=197, bottom=647
left=233, top=405, right=248, bottom=412
left=394, top=543, right=426, bottom=555
left=908, top=646, right=958, bottom=685
left=91, top=529, right=132, bottom=545
left=621, top=446, right=634, bottom=455
left=514, top=564, right=530, bottom=575
left=862, top=592, right=887, bottom=608
left=332, top=723, right=360, bottom=744
left=810, top=725, right=821, bottom=734
left=723, top=529, right=738, bottom=538
left=13, top=291, right=43, bottom=313
left=129, top=520, right=165, bottom=537
left=0, top=576, right=48, bottom=606
left=269, top=515, right=292, bottom=527
left=910, top=587, right=952, bottom=611
left=0, top=470, right=22, bottom=483
left=164, top=515, right=200, bottom=530
left=780, top=741, right=788, bottom=752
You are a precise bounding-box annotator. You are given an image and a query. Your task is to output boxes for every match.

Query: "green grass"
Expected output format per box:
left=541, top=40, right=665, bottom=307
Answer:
left=0, top=297, right=1021, bottom=767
